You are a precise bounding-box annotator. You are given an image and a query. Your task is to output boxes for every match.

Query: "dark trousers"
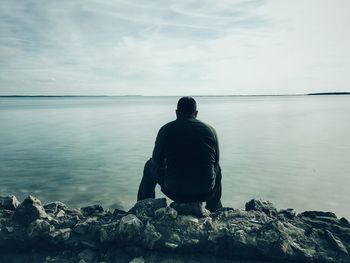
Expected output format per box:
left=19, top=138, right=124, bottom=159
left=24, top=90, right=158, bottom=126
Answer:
left=137, top=159, right=223, bottom=212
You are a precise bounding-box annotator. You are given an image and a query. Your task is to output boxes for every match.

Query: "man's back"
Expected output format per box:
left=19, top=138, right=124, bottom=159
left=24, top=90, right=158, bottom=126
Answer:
left=153, top=115, right=219, bottom=199
left=138, top=96, right=222, bottom=212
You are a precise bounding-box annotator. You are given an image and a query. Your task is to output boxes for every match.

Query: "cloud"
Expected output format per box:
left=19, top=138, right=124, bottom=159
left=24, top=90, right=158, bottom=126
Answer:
left=0, top=0, right=349, bottom=95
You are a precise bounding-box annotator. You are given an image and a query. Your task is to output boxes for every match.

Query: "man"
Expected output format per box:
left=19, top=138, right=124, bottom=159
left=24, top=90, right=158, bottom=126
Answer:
left=137, top=96, right=222, bottom=212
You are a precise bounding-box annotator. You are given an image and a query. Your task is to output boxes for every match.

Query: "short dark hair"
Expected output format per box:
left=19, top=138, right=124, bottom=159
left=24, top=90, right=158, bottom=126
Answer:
left=177, top=96, right=197, bottom=115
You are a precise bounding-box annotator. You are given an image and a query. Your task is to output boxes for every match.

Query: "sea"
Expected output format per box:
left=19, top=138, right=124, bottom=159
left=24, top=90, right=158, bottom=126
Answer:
left=0, top=95, right=349, bottom=218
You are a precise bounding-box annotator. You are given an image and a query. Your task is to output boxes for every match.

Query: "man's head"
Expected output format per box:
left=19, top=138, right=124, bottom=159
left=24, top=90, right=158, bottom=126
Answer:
left=176, top=96, right=198, bottom=118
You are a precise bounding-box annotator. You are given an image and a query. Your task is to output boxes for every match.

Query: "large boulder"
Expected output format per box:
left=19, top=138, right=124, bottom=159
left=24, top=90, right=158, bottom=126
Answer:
left=13, top=196, right=48, bottom=225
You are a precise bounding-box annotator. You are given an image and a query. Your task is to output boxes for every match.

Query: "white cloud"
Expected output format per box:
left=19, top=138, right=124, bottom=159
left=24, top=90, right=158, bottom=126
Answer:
left=0, top=0, right=349, bottom=95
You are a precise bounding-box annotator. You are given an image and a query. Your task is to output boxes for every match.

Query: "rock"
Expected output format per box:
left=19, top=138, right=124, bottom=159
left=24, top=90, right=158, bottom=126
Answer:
left=170, top=202, right=209, bottom=218
left=5, top=226, right=14, bottom=233
left=55, top=210, right=65, bottom=218
left=143, top=221, right=162, bottom=249
left=177, top=215, right=199, bottom=224
left=340, top=217, right=350, bottom=225
left=81, top=205, right=104, bottom=217
left=78, top=248, right=98, bottom=263
left=129, top=198, right=167, bottom=221
left=118, top=214, right=143, bottom=241
left=164, top=242, right=178, bottom=249
left=1, top=195, right=350, bottom=263
left=278, top=208, right=296, bottom=219
left=73, top=217, right=99, bottom=234
left=300, top=211, right=337, bottom=219
left=0, top=195, right=20, bottom=210
left=27, top=219, right=54, bottom=237
left=325, top=230, right=348, bottom=254
left=49, top=228, right=71, bottom=242
left=98, top=222, right=119, bottom=243
left=245, top=199, right=277, bottom=218
left=154, top=206, right=178, bottom=220
left=169, top=233, right=181, bottom=243
left=14, top=195, right=48, bottom=225
left=44, top=201, right=68, bottom=214
left=113, top=208, right=127, bottom=216
left=0, top=209, right=14, bottom=218
left=129, top=257, right=144, bottom=263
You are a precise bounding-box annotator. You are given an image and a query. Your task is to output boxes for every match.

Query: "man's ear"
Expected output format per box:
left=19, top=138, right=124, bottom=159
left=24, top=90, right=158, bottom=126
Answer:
left=176, top=110, right=179, bottom=118
left=194, top=110, right=198, bottom=118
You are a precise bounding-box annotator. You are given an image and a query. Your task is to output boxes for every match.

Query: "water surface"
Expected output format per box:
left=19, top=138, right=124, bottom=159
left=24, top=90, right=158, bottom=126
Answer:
left=0, top=96, right=349, bottom=218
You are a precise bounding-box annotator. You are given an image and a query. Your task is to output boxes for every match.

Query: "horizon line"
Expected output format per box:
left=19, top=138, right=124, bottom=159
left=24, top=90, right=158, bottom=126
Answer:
left=0, top=92, right=350, bottom=98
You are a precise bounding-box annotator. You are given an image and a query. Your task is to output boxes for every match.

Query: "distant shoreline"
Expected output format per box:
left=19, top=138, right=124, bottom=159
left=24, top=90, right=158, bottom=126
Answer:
left=307, top=92, right=350, bottom=95
left=0, top=92, right=349, bottom=98
left=0, top=93, right=349, bottom=98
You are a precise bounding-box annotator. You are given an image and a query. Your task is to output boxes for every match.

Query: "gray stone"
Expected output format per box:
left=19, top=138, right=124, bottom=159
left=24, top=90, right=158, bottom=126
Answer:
left=2, top=195, right=350, bottom=263
left=0, top=195, right=20, bottom=210
left=0, top=209, right=14, bottom=218
left=118, top=214, right=143, bottom=240
left=113, top=208, right=127, bottom=216
left=143, top=221, right=162, bottom=249
left=170, top=202, right=209, bottom=218
left=129, top=257, right=144, bottom=263
left=44, top=201, right=68, bottom=214
left=78, top=248, right=98, bottom=263
left=278, top=208, right=296, bottom=219
left=245, top=199, right=277, bottom=218
left=169, top=233, right=181, bottom=243
left=5, top=226, right=14, bottom=233
left=14, top=195, right=48, bottom=225
left=129, top=198, right=167, bottom=221
left=81, top=205, right=104, bottom=217
left=99, top=222, right=119, bottom=243
left=49, top=228, right=71, bottom=242
left=164, top=242, right=178, bottom=249
left=340, top=217, right=350, bottom=225
left=325, top=230, right=348, bottom=254
left=74, top=217, right=99, bottom=234
left=27, top=219, right=53, bottom=237
left=300, top=210, right=337, bottom=219
left=154, top=206, right=178, bottom=220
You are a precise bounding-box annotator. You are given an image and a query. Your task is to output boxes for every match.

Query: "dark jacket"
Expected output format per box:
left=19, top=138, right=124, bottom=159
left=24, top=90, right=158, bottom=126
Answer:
left=152, top=115, right=220, bottom=200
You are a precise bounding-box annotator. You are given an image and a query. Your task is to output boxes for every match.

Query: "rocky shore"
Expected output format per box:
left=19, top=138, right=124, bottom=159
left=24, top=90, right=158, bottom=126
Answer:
left=0, top=195, right=349, bottom=263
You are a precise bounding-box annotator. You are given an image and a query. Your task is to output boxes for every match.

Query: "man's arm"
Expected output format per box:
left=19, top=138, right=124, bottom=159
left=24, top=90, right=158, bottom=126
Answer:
left=151, top=125, right=168, bottom=178
left=213, top=128, right=220, bottom=166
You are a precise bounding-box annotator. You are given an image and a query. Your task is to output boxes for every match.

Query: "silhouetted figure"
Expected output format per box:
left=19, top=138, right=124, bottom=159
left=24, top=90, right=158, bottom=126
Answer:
left=137, top=97, right=222, bottom=212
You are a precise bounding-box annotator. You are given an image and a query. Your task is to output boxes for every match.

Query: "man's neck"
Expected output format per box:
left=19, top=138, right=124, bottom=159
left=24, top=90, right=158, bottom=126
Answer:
left=177, top=114, right=195, bottom=119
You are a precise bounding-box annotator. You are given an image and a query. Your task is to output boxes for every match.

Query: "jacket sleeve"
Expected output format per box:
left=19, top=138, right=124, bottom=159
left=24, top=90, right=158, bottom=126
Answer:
left=213, top=128, right=220, bottom=166
left=152, top=125, right=168, bottom=177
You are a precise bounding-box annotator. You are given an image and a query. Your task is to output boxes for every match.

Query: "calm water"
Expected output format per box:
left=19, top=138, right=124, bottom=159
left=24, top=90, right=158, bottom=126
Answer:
left=0, top=96, right=349, bottom=218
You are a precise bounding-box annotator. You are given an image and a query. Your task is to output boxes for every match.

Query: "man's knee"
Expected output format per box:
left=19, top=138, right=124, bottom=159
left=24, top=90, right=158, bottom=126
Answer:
left=144, top=158, right=159, bottom=182
left=144, top=158, right=152, bottom=172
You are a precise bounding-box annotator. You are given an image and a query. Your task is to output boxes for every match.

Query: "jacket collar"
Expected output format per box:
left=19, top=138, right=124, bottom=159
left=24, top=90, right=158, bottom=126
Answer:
left=177, top=114, right=195, bottom=120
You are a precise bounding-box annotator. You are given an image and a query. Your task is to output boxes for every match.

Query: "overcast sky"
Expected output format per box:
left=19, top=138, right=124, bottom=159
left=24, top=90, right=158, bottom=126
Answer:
left=0, top=0, right=349, bottom=95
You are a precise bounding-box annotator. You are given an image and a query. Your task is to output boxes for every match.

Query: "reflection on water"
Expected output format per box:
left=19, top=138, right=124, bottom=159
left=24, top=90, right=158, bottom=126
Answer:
left=0, top=96, right=350, bottom=218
